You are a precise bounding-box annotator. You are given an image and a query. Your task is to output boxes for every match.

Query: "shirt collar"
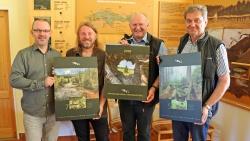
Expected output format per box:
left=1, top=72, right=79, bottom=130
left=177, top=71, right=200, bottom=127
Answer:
left=188, top=32, right=206, bottom=43
left=129, top=33, right=149, bottom=45
left=32, top=43, right=51, bottom=51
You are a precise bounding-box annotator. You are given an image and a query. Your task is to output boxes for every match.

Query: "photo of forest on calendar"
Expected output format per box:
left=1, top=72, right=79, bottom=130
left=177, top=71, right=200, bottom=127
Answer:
left=54, top=57, right=99, bottom=120
left=159, top=53, right=202, bottom=123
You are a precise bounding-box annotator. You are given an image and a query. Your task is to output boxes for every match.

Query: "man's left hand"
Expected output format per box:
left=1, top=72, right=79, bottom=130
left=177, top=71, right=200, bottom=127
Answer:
left=93, top=105, right=103, bottom=120
left=143, top=87, right=155, bottom=103
left=195, top=106, right=209, bottom=125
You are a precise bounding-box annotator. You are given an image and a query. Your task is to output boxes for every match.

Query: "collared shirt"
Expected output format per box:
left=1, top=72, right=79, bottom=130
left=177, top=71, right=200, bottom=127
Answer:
left=128, top=33, right=167, bottom=55
left=10, top=44, right=61, bottom=117
left=181, top=33, right=230, bottom=76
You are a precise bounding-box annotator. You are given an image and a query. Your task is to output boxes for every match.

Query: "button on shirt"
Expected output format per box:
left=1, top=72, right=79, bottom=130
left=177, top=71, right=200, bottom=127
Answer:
left=128, top=33, right=167, bottom=55
left=10, top=44, right=61, bottom=117
left=181, top=33, right=230, bottom=76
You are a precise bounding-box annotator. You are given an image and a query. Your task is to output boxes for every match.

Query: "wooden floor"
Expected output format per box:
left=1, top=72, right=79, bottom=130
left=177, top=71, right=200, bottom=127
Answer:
left=2, top=132, right=121, bottom=141
left=1, top=135, right=78, bottom=141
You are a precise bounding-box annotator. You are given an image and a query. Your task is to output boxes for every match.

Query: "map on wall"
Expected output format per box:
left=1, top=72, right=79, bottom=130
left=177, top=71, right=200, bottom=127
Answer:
left=76, top=0, right=153, bottom=34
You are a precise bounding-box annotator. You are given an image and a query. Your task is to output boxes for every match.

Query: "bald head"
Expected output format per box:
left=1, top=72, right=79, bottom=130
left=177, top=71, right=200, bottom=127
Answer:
left=129, top=13, right=149, bottom=41
left=129, top=13, right=149, bottom=25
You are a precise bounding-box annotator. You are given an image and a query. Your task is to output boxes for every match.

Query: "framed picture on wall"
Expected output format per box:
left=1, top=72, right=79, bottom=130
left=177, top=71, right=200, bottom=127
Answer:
left=222, top=29, right=250, bottom=110
left=34, top=0, right=51, bottom=10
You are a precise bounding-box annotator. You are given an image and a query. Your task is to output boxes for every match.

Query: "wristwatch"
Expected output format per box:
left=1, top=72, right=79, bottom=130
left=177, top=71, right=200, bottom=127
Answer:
left=204, top=104, right=211, bottom=110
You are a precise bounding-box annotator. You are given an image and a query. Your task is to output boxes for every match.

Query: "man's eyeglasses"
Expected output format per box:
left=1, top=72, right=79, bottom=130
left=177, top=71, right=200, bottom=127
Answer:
left=33, top=29, right=50, bottom=33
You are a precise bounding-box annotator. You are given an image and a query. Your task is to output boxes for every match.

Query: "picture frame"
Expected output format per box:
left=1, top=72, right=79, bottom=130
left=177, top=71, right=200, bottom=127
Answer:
left=207, top=28, right=250, bottom=111
left=222, top=62, right=250, bottom=111
left=221, top=29, right=250, bottom=111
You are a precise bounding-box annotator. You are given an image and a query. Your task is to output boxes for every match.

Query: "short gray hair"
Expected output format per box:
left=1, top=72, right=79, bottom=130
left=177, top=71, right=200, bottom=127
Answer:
left=184, top=4, right=208, bottom=20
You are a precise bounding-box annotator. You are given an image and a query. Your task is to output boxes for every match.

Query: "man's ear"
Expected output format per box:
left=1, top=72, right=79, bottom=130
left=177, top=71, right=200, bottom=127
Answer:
left=205, top=19, right=208, bottom=26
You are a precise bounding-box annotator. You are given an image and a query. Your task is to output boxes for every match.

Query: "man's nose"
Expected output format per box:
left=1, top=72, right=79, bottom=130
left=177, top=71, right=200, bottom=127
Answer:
left=84, top=34, right=90, bottom=39
left=189, top=21, right=196, bottom=26
left=135, top=25, right=141, bottom=29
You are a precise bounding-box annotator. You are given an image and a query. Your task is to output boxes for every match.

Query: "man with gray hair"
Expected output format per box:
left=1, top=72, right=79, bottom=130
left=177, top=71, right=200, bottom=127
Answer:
left=173, top=4, right=230, bottom=141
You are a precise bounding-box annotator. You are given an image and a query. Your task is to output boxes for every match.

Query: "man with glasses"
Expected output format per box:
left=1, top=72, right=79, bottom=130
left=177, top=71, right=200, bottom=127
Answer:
left=173, top=4, right=230, bottom=141
left=10, top=18, right=61, bottom=141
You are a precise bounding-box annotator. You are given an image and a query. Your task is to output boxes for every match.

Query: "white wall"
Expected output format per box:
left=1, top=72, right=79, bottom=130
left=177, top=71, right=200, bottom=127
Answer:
left=0, top=0, right=30, bottom=136
left=212, top=102, right=250, bottom=141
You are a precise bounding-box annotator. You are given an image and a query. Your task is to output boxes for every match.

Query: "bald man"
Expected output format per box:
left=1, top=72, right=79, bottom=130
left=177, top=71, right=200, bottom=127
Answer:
left=119, top=13, right=167, bottom=141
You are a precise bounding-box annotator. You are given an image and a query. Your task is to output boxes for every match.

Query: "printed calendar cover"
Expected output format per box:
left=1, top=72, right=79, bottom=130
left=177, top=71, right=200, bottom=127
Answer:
left=54, top=57, right=99, bottom=120
left=159, top=52, right=202, bottom=123
left=104, top=44, right=149, bottom=101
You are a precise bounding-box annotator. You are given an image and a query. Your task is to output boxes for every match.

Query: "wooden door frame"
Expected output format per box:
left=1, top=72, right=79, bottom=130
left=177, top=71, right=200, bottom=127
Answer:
left=0, top=9, right=17, bottom=139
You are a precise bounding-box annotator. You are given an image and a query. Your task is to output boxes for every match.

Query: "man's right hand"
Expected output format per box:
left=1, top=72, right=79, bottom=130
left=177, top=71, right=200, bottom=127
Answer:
left=45, top=76, right=55, bottom=87
left=156, top=55, right=161, bottom=65
left=120, top=39, right=129, bottom=45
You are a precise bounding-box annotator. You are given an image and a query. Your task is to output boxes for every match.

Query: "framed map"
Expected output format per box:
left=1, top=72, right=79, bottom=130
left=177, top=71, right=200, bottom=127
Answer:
left=76, top=0, right=153, bottom=34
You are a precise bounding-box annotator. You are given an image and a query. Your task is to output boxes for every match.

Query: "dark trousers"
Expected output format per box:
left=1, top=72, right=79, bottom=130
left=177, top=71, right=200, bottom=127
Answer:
left=172, top=118, right=211, bottom=141
left=72, top=117, right=109, bottom=141
left=118, top=100, right=155, bottom=141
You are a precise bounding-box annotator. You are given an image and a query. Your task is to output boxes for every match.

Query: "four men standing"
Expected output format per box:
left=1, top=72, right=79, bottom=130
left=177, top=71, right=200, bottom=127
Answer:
left=9, top=4, right=230, bottom=141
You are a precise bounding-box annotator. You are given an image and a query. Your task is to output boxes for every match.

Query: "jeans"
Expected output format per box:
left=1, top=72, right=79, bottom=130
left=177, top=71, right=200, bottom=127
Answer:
left=23, top=113, right=59, bottom=141
left=172, top=113, right=212, bottom=141
left=118, top=100, right=155, bottom=141
left=72, top=117, right=109, bottom=141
